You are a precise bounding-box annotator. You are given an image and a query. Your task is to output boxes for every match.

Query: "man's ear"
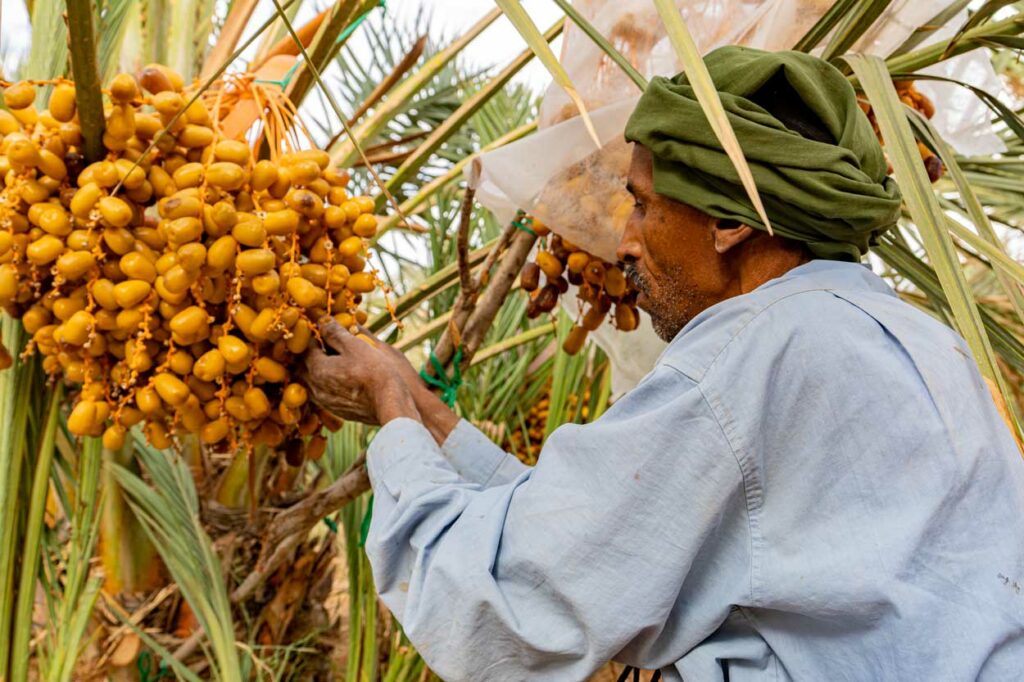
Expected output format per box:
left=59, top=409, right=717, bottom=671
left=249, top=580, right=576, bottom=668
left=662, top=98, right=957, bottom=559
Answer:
left=712, top=220, right=756, bottom=254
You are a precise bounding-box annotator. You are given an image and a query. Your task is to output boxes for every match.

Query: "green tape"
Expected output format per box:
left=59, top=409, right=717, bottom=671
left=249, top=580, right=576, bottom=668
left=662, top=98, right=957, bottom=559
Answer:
left=359, top=494, right=374, bottom=547
left=511, top=209, right=537, bottom=237
left=137, top=651, right=170, bottom=682
left=255, top=0, right=387, bottom=89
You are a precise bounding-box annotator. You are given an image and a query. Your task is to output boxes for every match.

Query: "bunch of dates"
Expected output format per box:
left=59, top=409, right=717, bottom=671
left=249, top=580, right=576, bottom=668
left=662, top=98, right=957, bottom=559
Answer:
left=0, top=67, right=382, bottom=464
left=521, top=226, right=638, bottom=356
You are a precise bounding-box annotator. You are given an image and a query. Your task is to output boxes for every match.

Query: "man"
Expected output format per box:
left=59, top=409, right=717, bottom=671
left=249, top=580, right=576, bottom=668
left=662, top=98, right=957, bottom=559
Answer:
left=304, top=47, right=1024, bottom=681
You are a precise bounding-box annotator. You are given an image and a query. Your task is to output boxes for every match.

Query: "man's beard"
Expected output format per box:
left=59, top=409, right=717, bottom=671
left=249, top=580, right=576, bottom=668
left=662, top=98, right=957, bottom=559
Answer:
left=624, top=262, right=706, bottom=342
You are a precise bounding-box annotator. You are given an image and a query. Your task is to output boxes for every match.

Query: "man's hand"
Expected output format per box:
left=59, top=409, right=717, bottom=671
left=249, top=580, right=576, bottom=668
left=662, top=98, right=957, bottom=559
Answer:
left=304, top=319, right=460, bottom=444
left=357, top=327, right=460, bottom=444
left=303, top=318, right=420, bottom=426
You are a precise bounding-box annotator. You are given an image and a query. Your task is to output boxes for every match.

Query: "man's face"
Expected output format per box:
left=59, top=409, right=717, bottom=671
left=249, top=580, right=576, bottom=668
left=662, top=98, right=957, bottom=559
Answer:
left=616, top=145, right=727, bottom=342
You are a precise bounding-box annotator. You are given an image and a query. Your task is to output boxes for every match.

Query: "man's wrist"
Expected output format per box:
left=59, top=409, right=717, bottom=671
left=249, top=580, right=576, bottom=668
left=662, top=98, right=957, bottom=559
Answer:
left=374, top=382, right=422, bottom=426
left=410, top=382, right=460, bottom=445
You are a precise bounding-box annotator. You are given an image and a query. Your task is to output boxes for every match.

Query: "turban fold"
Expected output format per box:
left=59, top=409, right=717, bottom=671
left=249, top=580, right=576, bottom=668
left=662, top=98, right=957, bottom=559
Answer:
left=624, top=46, right=902, bottom=261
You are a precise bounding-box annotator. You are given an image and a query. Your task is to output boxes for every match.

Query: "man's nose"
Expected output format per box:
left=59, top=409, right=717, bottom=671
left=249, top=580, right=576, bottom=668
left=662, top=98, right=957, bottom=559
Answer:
left=617, top=220, right=642, bottom=264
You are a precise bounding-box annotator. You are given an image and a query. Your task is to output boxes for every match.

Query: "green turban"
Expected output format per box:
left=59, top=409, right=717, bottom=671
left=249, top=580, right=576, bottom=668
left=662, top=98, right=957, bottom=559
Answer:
left=624, top=45, right=902, bottom=261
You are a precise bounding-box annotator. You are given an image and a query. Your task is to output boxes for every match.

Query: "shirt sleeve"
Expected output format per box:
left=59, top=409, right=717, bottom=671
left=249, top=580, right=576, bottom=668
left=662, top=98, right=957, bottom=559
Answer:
left=439, top=418, right=529, bottom=487
left=365, top=366, right=749, bottom=681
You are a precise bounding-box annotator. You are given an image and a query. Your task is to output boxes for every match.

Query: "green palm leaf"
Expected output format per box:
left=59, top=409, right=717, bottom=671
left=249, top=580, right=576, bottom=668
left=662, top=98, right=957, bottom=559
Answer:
left=847, top=53, right=1019, bottom=432
left=114, top=438, right=244, bottom=681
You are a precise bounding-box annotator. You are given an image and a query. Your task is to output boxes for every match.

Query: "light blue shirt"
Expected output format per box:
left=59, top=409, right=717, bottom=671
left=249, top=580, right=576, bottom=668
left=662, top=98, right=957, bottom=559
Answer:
left=365, top=260, right=1024, bottom=681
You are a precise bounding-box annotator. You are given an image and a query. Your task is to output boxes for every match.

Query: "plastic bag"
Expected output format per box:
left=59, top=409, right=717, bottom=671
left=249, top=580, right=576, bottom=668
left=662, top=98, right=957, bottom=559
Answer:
left=538, top=0, right=767, bottom=128
left=736, top=0, right=1008, bottom=158
left=732, top=0, right=938, bottom=53
left=523, top=0, right=768, bottom=264
left=471, top=97, right=638, bottom=262
left=560, top=289, right=667, bottom=398
left=919, top=54, right=1009, bottom=157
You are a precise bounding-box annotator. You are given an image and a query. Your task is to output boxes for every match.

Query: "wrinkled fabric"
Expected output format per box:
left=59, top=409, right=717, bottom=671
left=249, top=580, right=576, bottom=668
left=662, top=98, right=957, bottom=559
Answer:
left=625, top=46, right=902, bottom=261
left=365, top=260, right=1024, bottom=681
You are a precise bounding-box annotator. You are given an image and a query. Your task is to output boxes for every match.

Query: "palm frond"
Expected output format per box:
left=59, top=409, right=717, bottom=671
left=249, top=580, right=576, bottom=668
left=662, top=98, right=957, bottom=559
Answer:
left=848, top=54, right=1013, bottom=419
left=10, top=388, right=63, bottom=682
left=98, top=0, right=136, bottom=82
left=113, top=438, right=245, bottom=681
left=26, top=0, right=68, bottom=80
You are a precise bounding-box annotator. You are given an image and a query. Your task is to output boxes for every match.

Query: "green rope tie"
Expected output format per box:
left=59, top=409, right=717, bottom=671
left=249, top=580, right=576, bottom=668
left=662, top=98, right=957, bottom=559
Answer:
left=511, top=210, right=537, bottom=237
left=255, top=0, right=387, bottom=89
left=137, top=651, right=170, bottom=682
left=419, top=347, right=463, bottom=408
left=323, top=515, right=339, bottom=533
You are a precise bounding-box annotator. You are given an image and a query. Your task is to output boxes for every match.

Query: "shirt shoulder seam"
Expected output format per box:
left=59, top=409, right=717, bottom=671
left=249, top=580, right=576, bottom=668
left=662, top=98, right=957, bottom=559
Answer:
left=697, top=377, right=764, bottom=606
left=662, top=362, right=758, bottom=605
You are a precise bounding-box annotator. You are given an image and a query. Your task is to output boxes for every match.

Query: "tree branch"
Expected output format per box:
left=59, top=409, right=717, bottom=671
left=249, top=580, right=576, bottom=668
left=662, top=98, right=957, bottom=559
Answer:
left=231, top=457, right=368, bottom=603
left=459, top=227, right=536, bottom=360
left=456, top=187, right=477, bottom=297
left=426, top=219, right=524, bottom=370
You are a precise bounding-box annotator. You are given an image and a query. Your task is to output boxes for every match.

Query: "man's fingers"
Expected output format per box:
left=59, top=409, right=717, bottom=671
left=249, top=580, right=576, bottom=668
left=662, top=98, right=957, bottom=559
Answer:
left=354, top=324, right=406, bottom=360
left=297, top=359, right=331, bottom=409
left=319, top=317, right=351, bottom=353
left=304, top=344, right=330, bottom=375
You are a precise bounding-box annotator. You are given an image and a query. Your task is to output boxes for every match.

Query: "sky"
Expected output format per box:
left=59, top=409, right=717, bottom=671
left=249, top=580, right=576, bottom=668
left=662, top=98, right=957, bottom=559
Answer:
left=0, top=0, right=563, bottom=91
left=0, top=0, right=31, bottom=75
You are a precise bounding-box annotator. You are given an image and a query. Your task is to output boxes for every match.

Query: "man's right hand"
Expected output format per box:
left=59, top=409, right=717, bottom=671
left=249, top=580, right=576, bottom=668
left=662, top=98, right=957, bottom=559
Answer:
left=308, top=320, right=460, bottom=445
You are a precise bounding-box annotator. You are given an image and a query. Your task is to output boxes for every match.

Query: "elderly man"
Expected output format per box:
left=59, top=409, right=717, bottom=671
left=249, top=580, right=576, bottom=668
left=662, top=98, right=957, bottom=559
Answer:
left=305, top=47, right=1024, bottom=681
